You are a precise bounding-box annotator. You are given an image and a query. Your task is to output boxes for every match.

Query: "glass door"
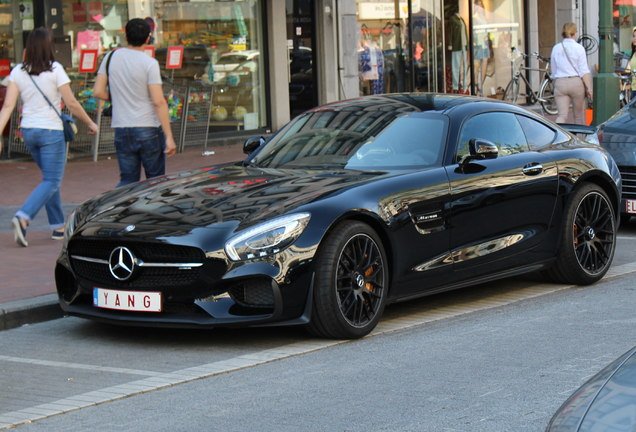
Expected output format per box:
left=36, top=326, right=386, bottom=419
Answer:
left=409, top=0, right=445, bottom=92
left=287, top=0, right=318, bottom=118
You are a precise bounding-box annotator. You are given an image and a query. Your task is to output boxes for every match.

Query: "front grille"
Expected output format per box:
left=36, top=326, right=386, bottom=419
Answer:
left=68, top=239, right=206, bottom=289
left=619, top=166, right=636, bottom=199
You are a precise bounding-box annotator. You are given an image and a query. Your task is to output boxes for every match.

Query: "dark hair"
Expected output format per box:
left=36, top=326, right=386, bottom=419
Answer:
left=632, top=27, right=636, bottom=60
left=125, top=18, right=151, bottom=47
left=22, top=27, right=55, bottom=75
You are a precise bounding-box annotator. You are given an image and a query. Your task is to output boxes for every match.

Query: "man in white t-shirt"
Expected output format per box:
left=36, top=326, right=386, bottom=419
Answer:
left=93, top=18, right=177, bottom=187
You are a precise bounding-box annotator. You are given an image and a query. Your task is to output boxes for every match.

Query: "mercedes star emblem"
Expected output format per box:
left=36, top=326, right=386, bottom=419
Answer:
left=108, top=246, right=136, bottom=281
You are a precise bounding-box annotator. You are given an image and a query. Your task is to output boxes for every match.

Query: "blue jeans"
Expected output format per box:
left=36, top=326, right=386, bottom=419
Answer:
left=114, top=127, right=166, bottom=187
left=17, top=128, right=66, bottom=230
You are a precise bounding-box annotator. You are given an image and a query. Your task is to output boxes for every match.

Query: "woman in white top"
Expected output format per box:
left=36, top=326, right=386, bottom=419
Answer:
left=0, top=28, right=98, bottom=247
left=550, top=22, right=593, bottom=124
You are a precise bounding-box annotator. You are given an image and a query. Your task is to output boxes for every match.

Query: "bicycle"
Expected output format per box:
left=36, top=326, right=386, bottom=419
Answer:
left=619, top=70, right=632, bottom=107
left=615, top=52, right=634, bottom=107
left=503, top=48, right=557, bottom=115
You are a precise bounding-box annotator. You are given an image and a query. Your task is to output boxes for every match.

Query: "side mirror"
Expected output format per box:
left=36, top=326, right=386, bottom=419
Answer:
left=243, top=136, right=265, bottom=155
left=469, top=138, right=498, bottom=160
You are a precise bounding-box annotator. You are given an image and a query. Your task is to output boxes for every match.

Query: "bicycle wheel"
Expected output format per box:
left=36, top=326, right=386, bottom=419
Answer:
left=539, top=78, right=558, bottom=115
left=503, top=79, right=520, bottom=103
left=619, top=83, right=631, bottom=107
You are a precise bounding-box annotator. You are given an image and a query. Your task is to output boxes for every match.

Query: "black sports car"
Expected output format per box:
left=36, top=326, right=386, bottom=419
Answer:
left=55, top=94, right=621, bottom=339
left=597, top=99, right=636, bottom=223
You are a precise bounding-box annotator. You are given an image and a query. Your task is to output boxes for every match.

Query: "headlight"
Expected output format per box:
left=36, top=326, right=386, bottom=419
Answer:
left=225, top=213, right=311, bottom=261
left=63, top=209, right=77, bottom=246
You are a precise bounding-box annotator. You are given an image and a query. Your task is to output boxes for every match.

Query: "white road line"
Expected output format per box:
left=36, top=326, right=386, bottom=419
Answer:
left=2, top=263, right=636, bottom=430
left=0, top=355, right=161, bottom=377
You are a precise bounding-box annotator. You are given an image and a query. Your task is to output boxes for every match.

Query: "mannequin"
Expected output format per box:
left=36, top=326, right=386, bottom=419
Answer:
left=359, top=38, right=384, bottom=94
left=447, top=8, right=467, bottom=92
left=473, top=0, right=489, bottom=95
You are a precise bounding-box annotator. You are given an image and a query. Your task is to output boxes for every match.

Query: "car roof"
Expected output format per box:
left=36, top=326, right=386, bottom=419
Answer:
left=308, top=93, right=529, bottom=116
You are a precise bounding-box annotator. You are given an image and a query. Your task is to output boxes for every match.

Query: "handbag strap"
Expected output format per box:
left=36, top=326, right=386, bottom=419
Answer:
left=28, top=73, right=63, bottom=120
left=560, top=41, right=587, bottom=90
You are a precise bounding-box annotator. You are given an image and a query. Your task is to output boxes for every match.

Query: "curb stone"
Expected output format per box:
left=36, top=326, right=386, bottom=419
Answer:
left=0, top=294, right=63, bottom=331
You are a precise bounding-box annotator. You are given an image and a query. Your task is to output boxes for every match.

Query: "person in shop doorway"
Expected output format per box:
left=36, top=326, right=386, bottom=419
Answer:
left=0, top=27, right=98, bottom=247
left=550, top=22, right=592, bottom=124
left=93, top=18, right=176, bottom=187
left=447, top=4, right=467, bottom=93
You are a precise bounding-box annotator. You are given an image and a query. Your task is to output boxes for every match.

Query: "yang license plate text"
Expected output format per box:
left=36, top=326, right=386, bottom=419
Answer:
left=93, top=288, right=162, bottom=312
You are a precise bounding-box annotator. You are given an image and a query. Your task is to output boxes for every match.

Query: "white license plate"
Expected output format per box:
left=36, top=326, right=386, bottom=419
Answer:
left=93, top=288, right=162, bottom=312
left=627, top=200, right=636, bottom=214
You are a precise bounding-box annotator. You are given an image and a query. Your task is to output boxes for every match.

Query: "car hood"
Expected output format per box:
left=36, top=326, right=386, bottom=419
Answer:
left=76, top=163, right=383, bottom=230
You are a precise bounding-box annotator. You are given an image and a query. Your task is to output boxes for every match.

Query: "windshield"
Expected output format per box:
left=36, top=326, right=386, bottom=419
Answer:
left=250, top=110, right=447, bottom=171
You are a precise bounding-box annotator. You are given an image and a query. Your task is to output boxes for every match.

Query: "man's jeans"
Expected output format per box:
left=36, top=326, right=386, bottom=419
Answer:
left=114, top=127, right=166, bottom=187
left=16, top=128, right=66, bottom=230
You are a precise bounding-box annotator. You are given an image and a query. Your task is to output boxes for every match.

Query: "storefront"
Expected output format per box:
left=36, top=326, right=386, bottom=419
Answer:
left=1, top=0, right=270, bottom=142
left=356, top=0, right=525, bottom=99
left=614, top=1, right=636, bottom=57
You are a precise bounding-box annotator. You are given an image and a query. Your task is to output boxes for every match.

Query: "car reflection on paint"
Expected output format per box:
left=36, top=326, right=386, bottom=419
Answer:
left=546, top=346, right=636, bottom=431
left=55, top=94, right=621, bottom=339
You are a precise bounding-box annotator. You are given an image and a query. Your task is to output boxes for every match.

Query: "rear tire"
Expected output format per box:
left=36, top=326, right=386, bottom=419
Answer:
left=307, top=221, right=388, bottom=339
left=539, top=78, right=558, bottom=115
left=544, top=183, right=616, bottom=285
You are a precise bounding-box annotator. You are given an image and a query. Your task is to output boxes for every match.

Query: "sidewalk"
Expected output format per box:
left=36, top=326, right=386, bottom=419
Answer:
left=0, top=143, right=246, bottom=329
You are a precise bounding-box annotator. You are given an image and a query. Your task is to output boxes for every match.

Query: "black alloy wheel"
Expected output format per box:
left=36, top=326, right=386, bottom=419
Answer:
left=307, top=221, right=388, bottom=339
left=546, top=183, right=616, bottom=285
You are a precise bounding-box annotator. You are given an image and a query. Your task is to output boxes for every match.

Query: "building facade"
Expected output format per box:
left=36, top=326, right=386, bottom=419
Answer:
left=0, top=0, right=623, bottom=155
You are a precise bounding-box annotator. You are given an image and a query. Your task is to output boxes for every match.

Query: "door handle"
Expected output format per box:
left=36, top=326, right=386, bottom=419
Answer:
left=522, top=163, right=543, bottom=175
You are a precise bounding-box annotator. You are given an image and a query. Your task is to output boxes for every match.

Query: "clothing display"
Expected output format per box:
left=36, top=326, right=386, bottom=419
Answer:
left=448, top=13, right=467, bottom=91
left=359, top=43, right=384, bottom=95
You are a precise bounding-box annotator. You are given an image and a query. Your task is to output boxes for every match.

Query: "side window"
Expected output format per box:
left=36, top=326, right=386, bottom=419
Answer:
left=516, top=115, right=557, bottom=150
left=456, top=112, right=529, bottom=161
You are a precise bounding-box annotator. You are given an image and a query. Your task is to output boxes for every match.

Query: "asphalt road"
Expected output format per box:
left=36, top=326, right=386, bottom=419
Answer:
left=2, top=226, right=636, bottom=431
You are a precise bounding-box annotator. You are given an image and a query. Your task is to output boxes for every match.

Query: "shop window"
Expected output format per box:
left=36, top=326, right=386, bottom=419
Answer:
left=60, top=0, right=266, bottom=133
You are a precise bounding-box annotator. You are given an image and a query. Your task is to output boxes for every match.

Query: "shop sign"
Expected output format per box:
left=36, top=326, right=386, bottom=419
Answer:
left=230, top=36, right=247, bottom=52
left=72, top=3, right=87, bottom=22
left=143, top=46, right=155, bottom=58
left=358, top=1, right=408, bottom=20
left=0, top=59, right=10, bottom=77
left=166, top=46, right=184, bottom=69
left=88, top=1, right=102, bottom=21
left=77, top=30, right=100, bottom=54
left=79, top=49, right=98, bottom=73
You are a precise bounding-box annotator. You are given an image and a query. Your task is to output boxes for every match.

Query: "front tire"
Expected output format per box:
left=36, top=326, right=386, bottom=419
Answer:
left=307, top=221, right=388, bottom=339
left=503, top=79, right=520, bottom=103
left=545, top=183, right=616, bottom=285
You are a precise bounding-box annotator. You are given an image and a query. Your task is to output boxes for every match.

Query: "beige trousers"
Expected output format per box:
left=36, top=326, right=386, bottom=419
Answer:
left=554, top=77, right=586, bottom=125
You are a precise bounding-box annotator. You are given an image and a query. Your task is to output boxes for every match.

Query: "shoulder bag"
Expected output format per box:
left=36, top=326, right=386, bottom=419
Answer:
left=28, top=74, right=77, bottom=142
left=102, top=50, right=115, bottom=116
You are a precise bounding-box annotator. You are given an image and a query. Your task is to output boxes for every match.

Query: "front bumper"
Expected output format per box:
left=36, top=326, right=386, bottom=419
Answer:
left=55, top=237, right=315, bottom=329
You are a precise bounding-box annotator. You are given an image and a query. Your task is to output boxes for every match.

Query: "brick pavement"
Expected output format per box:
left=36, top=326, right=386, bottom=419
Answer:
left=0, top=143, right=245, bottom=329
